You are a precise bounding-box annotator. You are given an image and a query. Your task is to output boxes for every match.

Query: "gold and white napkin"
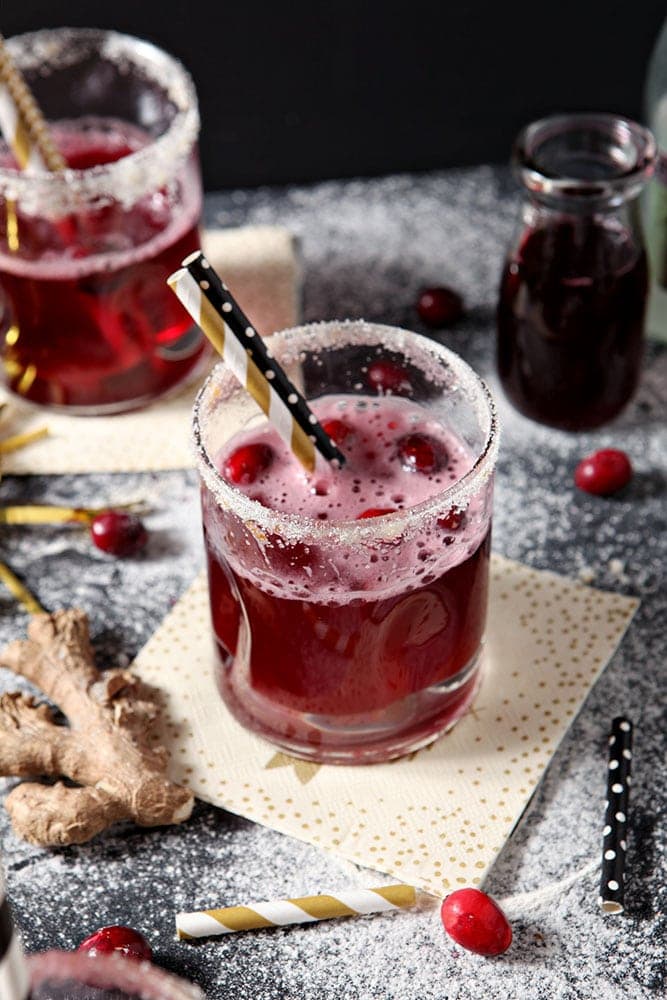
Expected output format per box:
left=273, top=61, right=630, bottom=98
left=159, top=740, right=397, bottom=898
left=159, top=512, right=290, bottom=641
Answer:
left=132, top=554, right=638, bottom=897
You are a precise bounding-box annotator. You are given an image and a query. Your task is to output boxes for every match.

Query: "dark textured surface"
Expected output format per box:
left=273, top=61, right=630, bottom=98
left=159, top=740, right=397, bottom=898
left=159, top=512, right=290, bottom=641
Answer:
left=1, top=168, right=666, bottom=998
left=4, top=3, right=666, bottom=188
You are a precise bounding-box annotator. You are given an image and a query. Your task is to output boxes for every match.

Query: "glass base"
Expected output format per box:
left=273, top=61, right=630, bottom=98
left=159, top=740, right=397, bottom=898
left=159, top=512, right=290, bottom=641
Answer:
left=217, top=649, right=483, bottom=765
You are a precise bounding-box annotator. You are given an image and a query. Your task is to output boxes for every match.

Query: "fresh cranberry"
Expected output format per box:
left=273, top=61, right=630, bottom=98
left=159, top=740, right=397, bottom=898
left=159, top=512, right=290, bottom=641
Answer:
left=574, top=449, right=633, bottom=496
left=90, top=512, right=148, bottom=557
left=440, top=888, right=512, bottom=956
left=367, top=360, right=413, bottom=396
left=357, top=507, right=397, bottom=519
left=438, top=508, right=466, bottom=531
left=320, top=418, right=354, bottom=446
left=78, top=925, right=152, bottom=962
left=397, top=433, right=446, bottom=474
left=416, top=286, right=464, bottom=328
left=223, top=443, right=274, bottom=485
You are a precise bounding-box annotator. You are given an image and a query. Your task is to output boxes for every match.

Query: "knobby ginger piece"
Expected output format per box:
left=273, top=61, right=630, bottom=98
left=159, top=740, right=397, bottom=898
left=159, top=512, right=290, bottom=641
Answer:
left=0, top=609, right=193, bottom=845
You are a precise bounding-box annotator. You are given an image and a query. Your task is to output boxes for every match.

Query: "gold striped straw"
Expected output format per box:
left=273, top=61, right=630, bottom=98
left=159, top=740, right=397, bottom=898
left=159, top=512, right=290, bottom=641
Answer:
left=0, top=34, right=65, bottom=172
left=168, top=252, right=346, bottom=475
left=0, top=559, right=44, bottom=614
left=176, top=884, right=425, bottom=939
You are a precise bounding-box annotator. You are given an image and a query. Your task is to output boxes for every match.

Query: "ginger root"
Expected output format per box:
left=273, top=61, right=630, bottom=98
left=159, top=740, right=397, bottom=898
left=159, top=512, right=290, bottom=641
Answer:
left=0, top=609, right=194, bottom=846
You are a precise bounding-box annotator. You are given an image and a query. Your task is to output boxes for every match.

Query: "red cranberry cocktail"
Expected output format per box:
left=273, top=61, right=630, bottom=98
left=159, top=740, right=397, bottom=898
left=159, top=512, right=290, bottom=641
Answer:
left=194, top=322, right=498, bottom=764
left=0, top=29, right=206, bottom=413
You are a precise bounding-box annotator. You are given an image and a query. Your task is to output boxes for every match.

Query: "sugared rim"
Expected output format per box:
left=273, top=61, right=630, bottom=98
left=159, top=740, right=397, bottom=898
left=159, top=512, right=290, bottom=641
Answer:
left=27, top=950, right=205, bottom=1000
left=514, top=112, right=656, bottom=203
left=0, top=27, right=199, bottom=205
left=192, top=320, right=499, bottom=544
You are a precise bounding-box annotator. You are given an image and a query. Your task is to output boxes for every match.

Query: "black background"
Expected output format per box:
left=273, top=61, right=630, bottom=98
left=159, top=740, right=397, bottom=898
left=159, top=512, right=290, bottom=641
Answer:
left=2, top=1, right=665, bottom=190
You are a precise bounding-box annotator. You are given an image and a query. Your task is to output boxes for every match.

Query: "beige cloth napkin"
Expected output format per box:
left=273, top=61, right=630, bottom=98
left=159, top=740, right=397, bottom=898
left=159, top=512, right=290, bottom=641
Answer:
left=0, top=226, right=300, bottom=475
left=132, top=554, right=638, bottom=897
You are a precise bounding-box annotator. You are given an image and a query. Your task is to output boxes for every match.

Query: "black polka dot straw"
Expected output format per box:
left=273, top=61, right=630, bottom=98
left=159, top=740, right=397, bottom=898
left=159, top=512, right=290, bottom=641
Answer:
left=168, top=252, right=346, bottom=474
left=599, top=717, right=633, bottom=915
left=0, top=864, right=30, bottom=1000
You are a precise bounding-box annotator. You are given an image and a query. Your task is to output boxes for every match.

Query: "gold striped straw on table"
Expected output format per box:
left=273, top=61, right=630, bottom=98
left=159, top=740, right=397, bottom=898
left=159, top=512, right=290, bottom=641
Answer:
left=168, top=252, right=346, bottom=475
left=176, top=885, right=421, bottom=939
left=0, top=34, right=65, bottom=172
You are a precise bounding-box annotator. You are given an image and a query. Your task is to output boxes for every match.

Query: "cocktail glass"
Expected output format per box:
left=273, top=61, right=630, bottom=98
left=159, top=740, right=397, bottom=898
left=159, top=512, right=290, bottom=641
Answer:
left=194, top=321, right=498, bottom=764
left=0, top=27, right=207, bottom=413
left=27, top=951, right=204, bottom=999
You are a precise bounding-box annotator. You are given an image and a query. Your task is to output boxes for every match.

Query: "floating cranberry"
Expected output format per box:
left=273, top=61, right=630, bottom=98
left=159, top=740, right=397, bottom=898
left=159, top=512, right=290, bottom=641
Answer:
left=416, top=286, right=464, bottom=328
left=320, top=418, right=354, bottom=446
left=78, top=925, right=152, bottom=962
left=223, top=443, right=274, bottom=485
left=574, top=449, right=633, bottom=496
left=367, top=360, right=412, bottom=396
left=397, top=433, right=445, bottom=474
left=440, top=888, right=512, bottom=956
left=90, top=512, right=148, bottom=557
left=357, top=507, right=397, bottom=519
left=438, top=507, right=466, bottom=531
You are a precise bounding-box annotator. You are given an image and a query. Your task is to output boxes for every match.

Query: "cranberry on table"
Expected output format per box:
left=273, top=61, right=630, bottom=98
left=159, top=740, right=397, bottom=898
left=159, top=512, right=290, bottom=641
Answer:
left=366, top=360, right=413, bottom=396
left=78, top=925, right=153, bottom=962
left=574, top=449, right=633, bottom=496
left=223, top=443, right=274, bottom=485
left=90, top=512, right=148, bottom=557
left=357, top=507, right=397, bottom=519
left=397, top=433, right=445, bottom=474
left=416, top=286, right=464, bottom=328
left=440, top=888, right=512, bottom=956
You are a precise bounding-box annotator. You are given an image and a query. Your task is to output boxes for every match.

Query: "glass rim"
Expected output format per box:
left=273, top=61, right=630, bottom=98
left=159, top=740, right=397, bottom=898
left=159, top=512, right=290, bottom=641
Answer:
left=513, top=112, right=656, bottom=203
left=27, top=950, right=205, bottom=999
left=0, top=27, right=200, bottom=204
left=193, top=320, right=499, bottom=543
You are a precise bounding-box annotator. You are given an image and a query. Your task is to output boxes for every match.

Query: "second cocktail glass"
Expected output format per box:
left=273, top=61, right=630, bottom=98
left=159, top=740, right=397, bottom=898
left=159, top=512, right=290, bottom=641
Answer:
left=0, top=28, right=206, bottom=413
left=27, top=950, right=204, bottom=1000
left=194, top=321, right=498, bottom=764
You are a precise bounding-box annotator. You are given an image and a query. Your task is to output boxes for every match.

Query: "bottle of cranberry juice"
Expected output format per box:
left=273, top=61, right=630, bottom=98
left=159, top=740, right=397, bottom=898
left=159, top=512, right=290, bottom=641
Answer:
left=497, top=114, right=655, bottom=431
left=0, top=28, right=205, bottom=413
left=194, top=322, right=498, bottom=765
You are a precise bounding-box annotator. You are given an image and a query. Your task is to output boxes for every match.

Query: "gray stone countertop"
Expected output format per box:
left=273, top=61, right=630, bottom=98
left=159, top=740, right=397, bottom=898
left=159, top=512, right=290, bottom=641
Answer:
left=1, top=167, right=665, bottom=999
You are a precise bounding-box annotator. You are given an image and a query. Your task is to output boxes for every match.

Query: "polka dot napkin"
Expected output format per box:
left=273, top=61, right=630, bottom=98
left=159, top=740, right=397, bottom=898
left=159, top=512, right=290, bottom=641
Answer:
left=132, top=555, right=638, bottom=897
left=0, top=226, right=300, bottom=475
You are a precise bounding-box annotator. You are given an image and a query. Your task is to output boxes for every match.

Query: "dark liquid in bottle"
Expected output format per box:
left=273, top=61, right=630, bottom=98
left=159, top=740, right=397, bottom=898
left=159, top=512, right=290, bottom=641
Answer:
left=497, top=220, right=647, bottom=430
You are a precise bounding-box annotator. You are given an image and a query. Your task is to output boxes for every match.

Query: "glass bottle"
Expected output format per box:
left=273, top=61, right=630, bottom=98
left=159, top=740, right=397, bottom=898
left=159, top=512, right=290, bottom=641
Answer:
left=644, top=17, right=667, bottom=343
left=497, top=114, right=655, bottom=431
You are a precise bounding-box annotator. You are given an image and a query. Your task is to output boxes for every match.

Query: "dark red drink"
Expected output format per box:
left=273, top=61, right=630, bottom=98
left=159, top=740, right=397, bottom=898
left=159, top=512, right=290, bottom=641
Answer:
left=0, top=120, right=206, bottom=412
left=497, top=220, right=647, bottom=430
left=199, top=389, right=495, bottom=763
left=205, top=520, right=490, bottom=758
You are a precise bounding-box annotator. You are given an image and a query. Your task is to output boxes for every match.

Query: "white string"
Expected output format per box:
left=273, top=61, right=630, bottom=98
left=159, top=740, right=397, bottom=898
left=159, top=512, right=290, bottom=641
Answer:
left=496, top=859, right=601, bottom=920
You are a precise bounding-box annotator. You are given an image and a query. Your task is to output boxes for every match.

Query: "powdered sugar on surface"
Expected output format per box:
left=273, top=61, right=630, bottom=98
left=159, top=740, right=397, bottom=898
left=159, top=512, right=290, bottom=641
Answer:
left=1, top=166, right=665, bottom=999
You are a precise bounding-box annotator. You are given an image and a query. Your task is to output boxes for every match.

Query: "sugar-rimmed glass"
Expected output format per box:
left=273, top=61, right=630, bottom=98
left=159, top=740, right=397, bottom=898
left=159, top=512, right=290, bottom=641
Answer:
left=27, top=950, right=204, bottom=999
left=194, top=321, right=498, bottom=764
left=0, top=27, right=206, bottom=413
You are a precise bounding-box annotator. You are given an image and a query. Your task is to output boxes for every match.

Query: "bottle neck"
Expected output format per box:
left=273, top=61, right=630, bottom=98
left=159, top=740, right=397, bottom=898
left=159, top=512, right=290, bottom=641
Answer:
left=521, top=191, right=640, bottom=230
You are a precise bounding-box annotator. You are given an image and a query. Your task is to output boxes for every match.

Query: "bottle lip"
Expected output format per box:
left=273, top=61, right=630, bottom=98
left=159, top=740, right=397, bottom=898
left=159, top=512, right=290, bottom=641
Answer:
left=513, top=113, right=656, bottom=205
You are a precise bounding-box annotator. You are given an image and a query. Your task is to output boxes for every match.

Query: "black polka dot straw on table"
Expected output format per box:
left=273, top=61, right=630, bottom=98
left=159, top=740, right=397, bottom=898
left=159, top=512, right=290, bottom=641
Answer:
left=168, top=252, right=346, bottom=474
left=600, top=716, right=633, bottom=914
left=0, top=863, right=30, bottom=1000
